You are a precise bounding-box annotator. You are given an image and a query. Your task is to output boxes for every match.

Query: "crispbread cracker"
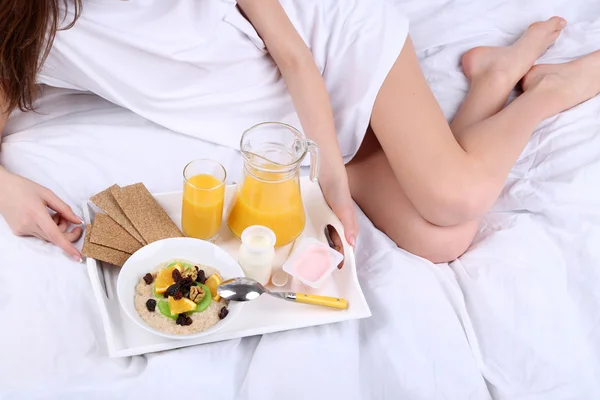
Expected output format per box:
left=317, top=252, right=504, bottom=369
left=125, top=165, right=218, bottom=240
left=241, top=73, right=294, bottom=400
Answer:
left=90, top=185, right=146, bottom=245
left=90, top=213, right=143, bottom=254
left=82, top=225, right=130, bottom=267
left=110, top=183, right=183, bottom=243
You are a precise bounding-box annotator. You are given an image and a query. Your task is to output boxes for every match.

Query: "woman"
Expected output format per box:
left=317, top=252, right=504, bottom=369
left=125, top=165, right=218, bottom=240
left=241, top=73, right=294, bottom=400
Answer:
left=0, top=0, right=598, bottom=264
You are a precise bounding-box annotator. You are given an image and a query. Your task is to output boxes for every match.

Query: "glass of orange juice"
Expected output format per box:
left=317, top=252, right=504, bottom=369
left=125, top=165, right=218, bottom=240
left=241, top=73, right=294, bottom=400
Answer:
left=182, top=159, right=226, bottom=242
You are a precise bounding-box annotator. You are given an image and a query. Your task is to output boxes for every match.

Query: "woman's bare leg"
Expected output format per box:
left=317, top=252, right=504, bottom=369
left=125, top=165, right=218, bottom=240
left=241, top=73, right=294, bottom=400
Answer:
left=347, top=17, right=600, bottom=262
left=347, top=130, right=482, bottom=263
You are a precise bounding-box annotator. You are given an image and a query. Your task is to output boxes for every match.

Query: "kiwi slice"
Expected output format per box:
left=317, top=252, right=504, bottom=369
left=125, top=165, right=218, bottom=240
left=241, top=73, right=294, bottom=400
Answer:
left=157, top=299, right=177, bottom=320
left=167, top=261, right=193, bottom=270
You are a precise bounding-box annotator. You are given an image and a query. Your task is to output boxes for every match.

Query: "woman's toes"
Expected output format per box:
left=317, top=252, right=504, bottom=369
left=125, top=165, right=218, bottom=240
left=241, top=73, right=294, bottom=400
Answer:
left=528, top=16, right=566, bottom=35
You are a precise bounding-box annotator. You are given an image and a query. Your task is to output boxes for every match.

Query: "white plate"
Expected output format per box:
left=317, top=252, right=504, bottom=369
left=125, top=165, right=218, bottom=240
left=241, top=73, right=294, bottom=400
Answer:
left=83, top=178, right=371, bottom=358
left=117, top=237, right=244, bottom=340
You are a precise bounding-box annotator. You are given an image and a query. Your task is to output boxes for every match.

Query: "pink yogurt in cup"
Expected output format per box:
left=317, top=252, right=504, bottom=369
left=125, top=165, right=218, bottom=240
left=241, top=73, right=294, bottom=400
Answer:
left=283, top=237, right=344, bottom=288
left=292, top=244, right=332, bottom=281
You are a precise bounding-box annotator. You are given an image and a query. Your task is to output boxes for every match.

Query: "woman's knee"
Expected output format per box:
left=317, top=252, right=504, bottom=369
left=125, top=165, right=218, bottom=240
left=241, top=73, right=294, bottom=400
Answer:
left=347, top=136, right=481, bottom=263
left=416, top=181, right=496, bottom=228
left=391, top=218, right=480, bottom=264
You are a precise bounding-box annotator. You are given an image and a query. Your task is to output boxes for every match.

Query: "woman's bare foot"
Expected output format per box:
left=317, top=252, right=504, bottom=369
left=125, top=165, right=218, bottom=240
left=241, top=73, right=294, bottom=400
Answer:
left=522, top=50, right=600, bottom=116
left=462, top=16, right=566, bottom=88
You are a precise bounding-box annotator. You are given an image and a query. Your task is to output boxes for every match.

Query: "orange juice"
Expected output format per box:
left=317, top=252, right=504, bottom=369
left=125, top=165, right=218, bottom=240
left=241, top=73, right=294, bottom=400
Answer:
left=182, top=174, right=225, bottom=240
left=227, top=174, right=305, bottom=247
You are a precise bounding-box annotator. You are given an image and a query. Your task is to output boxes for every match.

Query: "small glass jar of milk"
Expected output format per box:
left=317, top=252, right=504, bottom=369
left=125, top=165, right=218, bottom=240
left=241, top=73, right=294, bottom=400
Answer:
left=238, top=226, right=277, bottom=286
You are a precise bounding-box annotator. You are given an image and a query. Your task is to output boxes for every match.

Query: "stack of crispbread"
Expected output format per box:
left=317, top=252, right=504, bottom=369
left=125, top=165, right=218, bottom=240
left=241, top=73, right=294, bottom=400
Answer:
left=82, top=183, right=183, bottom=266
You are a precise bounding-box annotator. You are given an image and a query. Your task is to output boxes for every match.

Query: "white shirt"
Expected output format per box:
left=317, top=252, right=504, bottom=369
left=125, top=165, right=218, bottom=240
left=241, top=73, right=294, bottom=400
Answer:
left=39, top=0, right=298, bottom=149
left=38, top=0, right=410, bottom=160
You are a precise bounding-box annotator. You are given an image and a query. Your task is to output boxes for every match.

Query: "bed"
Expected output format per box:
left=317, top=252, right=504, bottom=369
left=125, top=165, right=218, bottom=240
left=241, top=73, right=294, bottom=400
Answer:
left=1, top=0, right=600, bottom=398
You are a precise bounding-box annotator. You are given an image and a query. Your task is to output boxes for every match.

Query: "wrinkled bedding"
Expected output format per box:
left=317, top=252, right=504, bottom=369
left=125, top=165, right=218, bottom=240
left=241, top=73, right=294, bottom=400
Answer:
left=1, top=0, right=600, bottom=399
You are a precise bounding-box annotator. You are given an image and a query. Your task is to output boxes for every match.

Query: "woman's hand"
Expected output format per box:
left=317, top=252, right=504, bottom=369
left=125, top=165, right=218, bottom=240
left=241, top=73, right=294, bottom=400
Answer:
left=318, top=164, right=358, bottom=248
left=0, top=167, right=84, bottom=261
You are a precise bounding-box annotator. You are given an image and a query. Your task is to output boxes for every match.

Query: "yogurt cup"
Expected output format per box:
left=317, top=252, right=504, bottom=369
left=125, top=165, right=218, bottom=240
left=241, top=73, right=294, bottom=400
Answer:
left=282, top=237, right=344, bottom=288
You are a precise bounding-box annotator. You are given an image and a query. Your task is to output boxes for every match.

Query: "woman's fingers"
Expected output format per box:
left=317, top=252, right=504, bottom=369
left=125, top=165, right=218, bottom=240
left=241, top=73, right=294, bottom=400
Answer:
left=330, top=200, right=358, bottom=248
left=52, top=210, right=82, bottom=240
left=42, top=189, right=84, bottom=225
left=38, top=214, right=82, bottom=262
left=52, top=213, right=70, bottom=233
left=53, top=213, right=84, bottom=241
left=36, top=217, right=83, bottom=250
left=320, top=176, right=359, bottom=248
left=64, top=226, right=84, bottom=243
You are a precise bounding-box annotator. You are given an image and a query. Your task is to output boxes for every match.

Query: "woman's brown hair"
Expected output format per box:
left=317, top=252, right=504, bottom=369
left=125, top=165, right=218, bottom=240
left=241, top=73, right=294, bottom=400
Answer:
left=0, top=0, right=82, bottom=113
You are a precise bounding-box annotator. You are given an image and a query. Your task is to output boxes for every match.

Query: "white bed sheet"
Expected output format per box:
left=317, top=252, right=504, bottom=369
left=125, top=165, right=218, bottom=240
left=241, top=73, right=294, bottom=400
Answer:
left=1, top=0, right=600, bottom=399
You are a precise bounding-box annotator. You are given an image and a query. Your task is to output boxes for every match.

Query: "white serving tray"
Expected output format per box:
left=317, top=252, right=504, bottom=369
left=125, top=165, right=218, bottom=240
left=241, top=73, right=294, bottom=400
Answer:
left=83, top=178, right=371, bottom=358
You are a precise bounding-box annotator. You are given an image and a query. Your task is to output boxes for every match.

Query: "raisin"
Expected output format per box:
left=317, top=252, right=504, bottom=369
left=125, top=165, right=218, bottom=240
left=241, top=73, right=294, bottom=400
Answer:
left=185, top=316, right=193, bottom=326
left=172, top=268, right=182, bottom=282
left=180, top=277, right=193, bottom=288
left=173, top=291, right=183, bottom=300
left=178, top=278, right=193, bottom=293
left=176, top=314, right=187, bottom=326
left=218, top=307, right=229, bottom=320
left=166, top=283, right=181, bottom=297
left=179, top=278, right=192, bottom=298
left=145, top=299, right=157, bottom=312
left=143, top=273, right=154, bottom=285
left=196, top=269, right=207, bottom=284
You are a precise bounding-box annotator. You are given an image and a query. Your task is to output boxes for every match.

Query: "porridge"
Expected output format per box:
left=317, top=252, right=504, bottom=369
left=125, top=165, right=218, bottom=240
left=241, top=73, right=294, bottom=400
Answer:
left=134, top=258, right=229, bottom=335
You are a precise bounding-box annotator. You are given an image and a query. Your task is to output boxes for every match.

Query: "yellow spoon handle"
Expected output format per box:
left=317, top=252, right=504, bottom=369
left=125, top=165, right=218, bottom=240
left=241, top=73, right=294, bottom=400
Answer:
left=294, top=293, right=348, bottom=309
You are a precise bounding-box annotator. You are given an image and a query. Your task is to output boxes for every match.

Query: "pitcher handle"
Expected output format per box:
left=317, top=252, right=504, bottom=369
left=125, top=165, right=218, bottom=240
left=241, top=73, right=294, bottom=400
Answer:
left=307, top=140, right=320, bottom=182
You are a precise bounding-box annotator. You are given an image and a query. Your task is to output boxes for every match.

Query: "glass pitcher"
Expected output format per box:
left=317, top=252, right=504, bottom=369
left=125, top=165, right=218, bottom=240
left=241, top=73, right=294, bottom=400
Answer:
left=227, top=122, right=319, bottom=247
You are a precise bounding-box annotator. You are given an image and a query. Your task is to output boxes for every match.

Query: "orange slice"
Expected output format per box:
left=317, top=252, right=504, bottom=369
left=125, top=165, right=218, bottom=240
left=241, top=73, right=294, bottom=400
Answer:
left=168, top=297, right=197, bottom=315
left=205, top=274, right=223, bottom=301
left=154, top=264, right=182, bottom=295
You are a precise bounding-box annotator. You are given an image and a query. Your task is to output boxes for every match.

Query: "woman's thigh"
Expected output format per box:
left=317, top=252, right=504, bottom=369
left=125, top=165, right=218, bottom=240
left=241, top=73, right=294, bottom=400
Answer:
left=346, top=129, right=480, bottom=263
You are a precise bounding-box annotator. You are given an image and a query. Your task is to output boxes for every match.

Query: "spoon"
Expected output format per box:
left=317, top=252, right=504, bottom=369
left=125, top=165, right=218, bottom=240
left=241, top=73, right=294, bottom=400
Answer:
left=218, top=277, right=348, bottom=310
left=324, top=224, right=345, bottom=269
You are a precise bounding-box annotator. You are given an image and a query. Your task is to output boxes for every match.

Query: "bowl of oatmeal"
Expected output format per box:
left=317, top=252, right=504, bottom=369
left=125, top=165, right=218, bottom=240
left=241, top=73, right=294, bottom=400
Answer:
left=117, top=237, right=244, bottom=339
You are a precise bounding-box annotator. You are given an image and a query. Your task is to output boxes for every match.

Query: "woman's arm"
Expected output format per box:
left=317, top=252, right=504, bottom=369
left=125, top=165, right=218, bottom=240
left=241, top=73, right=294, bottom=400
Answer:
left=237, top=0, right=345, bottom=174
left=237, top=0, right=358, bottom=245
